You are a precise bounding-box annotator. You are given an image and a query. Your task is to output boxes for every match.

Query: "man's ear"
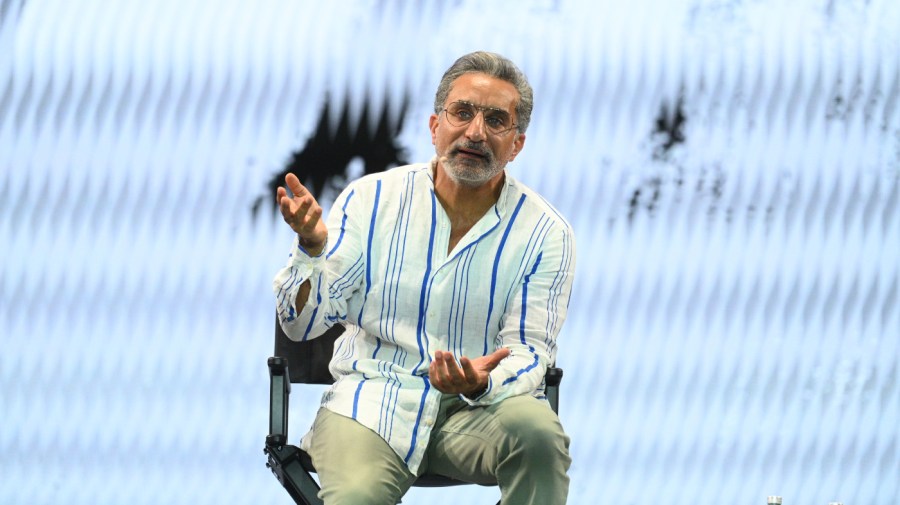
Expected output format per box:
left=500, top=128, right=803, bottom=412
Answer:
left=429, top=114, right=439, bottom=145
left=508, top=133, right=526, bottom=161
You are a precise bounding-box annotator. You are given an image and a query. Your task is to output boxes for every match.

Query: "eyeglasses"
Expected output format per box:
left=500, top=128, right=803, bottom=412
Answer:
left=442, top=100, right=518, bottom=136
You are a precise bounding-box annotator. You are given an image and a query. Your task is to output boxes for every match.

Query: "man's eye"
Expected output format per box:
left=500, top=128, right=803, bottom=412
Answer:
left=485, top=117, right=504, bottom=128
left=456, top=110, right=474, bottom=120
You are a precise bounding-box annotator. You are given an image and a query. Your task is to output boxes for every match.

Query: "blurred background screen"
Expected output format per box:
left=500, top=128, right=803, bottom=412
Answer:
left=2, top=1, right=898, bottom=504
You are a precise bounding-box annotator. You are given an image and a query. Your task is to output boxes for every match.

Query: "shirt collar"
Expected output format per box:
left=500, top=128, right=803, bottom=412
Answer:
left=425, top=156, right=516, bottom=217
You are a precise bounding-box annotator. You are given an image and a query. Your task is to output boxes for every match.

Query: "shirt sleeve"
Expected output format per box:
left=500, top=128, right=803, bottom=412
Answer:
left=461, top=222, right=577, bottom=406
left=271, top=183, right=366, bottom=341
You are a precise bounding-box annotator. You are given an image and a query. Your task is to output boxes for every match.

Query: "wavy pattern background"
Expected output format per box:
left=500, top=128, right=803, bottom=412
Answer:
left=2, top=1, right=899, bottom=504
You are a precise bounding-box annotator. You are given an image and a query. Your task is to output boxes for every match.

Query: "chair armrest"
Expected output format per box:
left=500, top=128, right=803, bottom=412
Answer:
left=267, top=356, right=291, bottom=448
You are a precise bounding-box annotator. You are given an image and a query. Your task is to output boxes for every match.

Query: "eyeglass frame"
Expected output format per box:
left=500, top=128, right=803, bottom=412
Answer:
left=441, top=100, right=520, bottom=136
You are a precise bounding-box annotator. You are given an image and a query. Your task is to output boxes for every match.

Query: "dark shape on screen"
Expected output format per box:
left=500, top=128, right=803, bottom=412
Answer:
left=253, top=92, right=410, bottom=219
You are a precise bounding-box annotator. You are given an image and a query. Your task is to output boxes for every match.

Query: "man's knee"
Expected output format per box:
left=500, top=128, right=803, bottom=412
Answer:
left=495, top=396, right=571, bottom=465
left=318, top=462, right=411, bottom=505
left=310, top=409, right=413, bottom=505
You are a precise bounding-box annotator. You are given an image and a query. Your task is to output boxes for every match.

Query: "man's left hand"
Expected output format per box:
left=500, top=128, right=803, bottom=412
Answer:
left=428, top=348, right=511, bottom=398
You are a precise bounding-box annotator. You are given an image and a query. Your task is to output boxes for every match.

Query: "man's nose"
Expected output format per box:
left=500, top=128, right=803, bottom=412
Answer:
left=464, top=111, right=487, bottom=141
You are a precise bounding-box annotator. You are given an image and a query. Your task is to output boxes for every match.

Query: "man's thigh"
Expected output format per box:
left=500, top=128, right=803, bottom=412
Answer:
left=424, top=394, right=569, bottom=485
left=308, top=408, right=417, bottom=505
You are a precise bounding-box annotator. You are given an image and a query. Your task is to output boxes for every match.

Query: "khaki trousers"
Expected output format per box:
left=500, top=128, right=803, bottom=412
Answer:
left=308, top=394, right=571, bottom=505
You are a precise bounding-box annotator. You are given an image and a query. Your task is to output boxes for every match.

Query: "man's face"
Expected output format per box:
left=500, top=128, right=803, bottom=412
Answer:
left=429, top=73, right=526, bottom=188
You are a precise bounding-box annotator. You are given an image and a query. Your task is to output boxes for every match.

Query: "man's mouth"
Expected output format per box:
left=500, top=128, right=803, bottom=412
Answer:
left=456, top=147, right=488, bottom=159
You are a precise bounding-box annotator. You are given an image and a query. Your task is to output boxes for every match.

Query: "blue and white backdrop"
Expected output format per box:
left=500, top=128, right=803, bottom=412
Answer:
left=2, top=1, right=899, bottom=504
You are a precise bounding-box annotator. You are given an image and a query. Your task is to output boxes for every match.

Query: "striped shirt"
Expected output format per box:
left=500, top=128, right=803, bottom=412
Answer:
left=272, top=160, right=576, bottom=474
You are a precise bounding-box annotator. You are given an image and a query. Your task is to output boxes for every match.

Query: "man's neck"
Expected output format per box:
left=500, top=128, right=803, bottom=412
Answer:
left=432, top=161, right=504, bottom=226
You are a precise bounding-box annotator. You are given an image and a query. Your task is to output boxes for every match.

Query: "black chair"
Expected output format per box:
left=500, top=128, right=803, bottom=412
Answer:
left=264, top=318, right=564, bottom=505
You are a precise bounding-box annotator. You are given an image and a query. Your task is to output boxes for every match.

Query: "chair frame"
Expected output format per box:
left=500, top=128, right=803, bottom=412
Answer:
left=264, top=320, right=563, bottom=505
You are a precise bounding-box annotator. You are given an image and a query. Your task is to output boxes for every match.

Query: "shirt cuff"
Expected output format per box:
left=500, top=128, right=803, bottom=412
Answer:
left=293, top=235, right=328, bottom=261
left=459, top=375, right=494, bottom=406
left=283, top=236, right=327, bottom=322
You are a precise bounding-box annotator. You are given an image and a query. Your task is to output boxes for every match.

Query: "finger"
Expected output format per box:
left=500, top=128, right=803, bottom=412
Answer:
left=279, top=195, right=297, bottom=220
left=430, top=355, right=440, bottom=374
left=279, top=194, right=314, bottom=228
left=276, top=186, right=287, bottom=203
left=428, top=360, right=442, bottom=387
left=442, top=353, right=467, bottom=384
left=431, top=351, right=449, bottom=379
left=294, top=194, right=313, bottom=218
left=432, top=357, right=455, bottom=391
left=434, top=350, right=451, bottom=371
left=297, top=197, right=322, bottom=230
left=303, top=206, right=322, bottom=232
left=285, top=173, right=307, bottom=198
left=458, top=357, right=481, bottom=386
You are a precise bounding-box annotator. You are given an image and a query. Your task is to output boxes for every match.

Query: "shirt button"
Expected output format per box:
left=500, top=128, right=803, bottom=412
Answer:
left=424, top=418, right=434, bottom=427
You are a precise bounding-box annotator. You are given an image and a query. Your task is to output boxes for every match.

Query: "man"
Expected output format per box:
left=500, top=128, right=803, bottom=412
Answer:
left=273, top=51, right=575, bottom=504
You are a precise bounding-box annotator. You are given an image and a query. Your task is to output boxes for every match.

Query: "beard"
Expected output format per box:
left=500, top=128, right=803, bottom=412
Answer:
left=440, top=141, right=505, bottom=188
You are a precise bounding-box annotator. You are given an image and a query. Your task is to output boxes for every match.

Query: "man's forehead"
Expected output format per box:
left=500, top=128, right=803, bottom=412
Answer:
left=447, top=73, right=519, bottom=111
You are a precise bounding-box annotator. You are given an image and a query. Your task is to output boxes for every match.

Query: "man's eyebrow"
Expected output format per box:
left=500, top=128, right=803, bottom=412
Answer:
left=456, top=100, right=510, bottom=113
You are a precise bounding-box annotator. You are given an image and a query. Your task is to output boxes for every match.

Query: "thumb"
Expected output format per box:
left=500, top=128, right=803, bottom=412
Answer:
left=484, top=347, right=511, bottom=368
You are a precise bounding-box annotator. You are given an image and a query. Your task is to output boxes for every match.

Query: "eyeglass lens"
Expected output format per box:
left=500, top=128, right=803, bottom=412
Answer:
left=445, top=101, right=514, bottom=133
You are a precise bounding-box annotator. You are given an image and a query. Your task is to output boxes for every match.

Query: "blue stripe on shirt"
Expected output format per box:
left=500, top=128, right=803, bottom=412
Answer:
left=484, top=194, right=527, bottom=354
left=352, top=379, right=365, bottom=419
left=411, top=190, right=437, bottom=375
left=502, top=215, right=550, bottom=317
left=520, top=251, right=543, bottom=344
left=404, top=376, right=431, bottom=463
left=382, top=173, right=414, bottom=345
left=358, top=180, right=381, bottom=326
left=301, top=272, right=324, bottom=341
left=502, top=349, right=540, bottom=385
left=502, top=252, right=543, bottom=385
left=275, top=268, right=301, bottom=318
left=327, top=189, right=355, bottom=259
left=545, top=229, right=572, bottom=347
left=328, top=257, right=364, bottom=299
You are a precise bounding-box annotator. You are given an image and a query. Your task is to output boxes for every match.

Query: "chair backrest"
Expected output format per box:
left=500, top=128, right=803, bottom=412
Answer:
left=274, top=319, right=344, bottom=385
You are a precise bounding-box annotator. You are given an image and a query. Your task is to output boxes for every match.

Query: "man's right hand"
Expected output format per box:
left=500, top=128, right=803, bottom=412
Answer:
left=277, top=173, right=328, bottom=256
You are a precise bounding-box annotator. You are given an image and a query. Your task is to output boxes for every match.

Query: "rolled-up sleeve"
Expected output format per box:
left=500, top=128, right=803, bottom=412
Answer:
left=272, top=184, right=366, bottom=341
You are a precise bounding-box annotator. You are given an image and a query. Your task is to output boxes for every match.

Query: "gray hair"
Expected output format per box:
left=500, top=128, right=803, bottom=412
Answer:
left=433, top=51, right=534, bottom=133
